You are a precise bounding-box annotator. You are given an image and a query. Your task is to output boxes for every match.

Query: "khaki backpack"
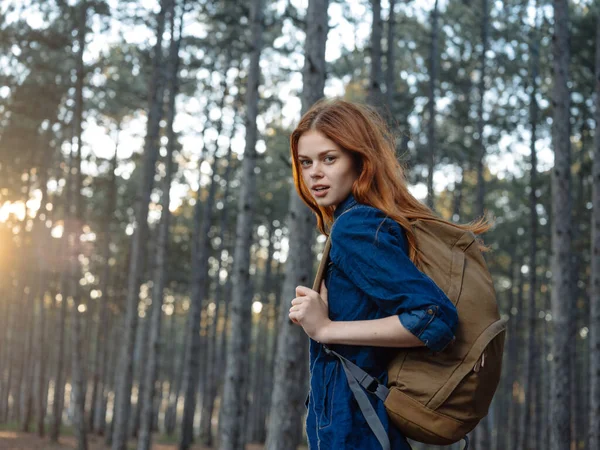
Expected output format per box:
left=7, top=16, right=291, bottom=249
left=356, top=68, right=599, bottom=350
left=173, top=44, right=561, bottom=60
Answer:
left=312, top=218, right=507, bottom=448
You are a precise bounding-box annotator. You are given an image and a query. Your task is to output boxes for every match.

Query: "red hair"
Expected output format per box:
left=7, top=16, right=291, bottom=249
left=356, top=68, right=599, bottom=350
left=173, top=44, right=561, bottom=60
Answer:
left=290, top=99, right=492, bottom=266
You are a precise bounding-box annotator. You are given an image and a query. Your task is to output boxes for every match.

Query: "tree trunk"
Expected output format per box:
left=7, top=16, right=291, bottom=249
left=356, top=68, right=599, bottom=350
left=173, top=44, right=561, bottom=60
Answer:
left=99, top=314, right=118, bottom=437
left=20, top=176, right=39, bottom=433
left=68, top=3, right=90, bottom=447
left=105, top=308, right=125, bottom=447
left=20, top=285, right=35, bottom=433
left=111, top=1, right=168, bottom=448
left=138, top=1, right=181, bottom=448
left=507, top=255, right=523, bottom=449
left=475, top=0, right=488, bottom=219
left=452, top=169, right=464, bottom=222
left=518, top=11, right=540, bottom=449
left=50, top=240, right=71, bottom=441
left=198, top=86, right=239, bottom=448
left=218, top=0, right=264, bottom=447
left=204, top=120, right=239, bottom=444
left=495, top=281, right=514, bottom=450
left=540, top=291, right=551, bottom=450
left=0, top=275, right=9, bottom=422
left=93, top=128, right=120, bottom=435
left=367, top=0, right=383, bottom=107
left=550, top=0, right=572, bottom=449
left=589, top=7, right=600, bottom=450
left=265, top=1, right=327, bottom=449
left=48, top=142, right=76, bottom=441
left=8, top=176, right=34, bottom=427
left=246, top=224, right=275, bottom=443
left=35, top=144, right=54, bottom=437
left=426, top=0, right=439, bottom=210
left=164, top=310, right=188, bottom=436
left=179, top=127, right=220, bottom=450
left=216, top=250, right=234, bottom=441
left=385, top=0, right=395, bottom=111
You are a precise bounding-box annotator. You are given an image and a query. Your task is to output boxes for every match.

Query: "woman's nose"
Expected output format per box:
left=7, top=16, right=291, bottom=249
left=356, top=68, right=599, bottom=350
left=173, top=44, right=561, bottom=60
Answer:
left=310, top=162, right=323, bottom=178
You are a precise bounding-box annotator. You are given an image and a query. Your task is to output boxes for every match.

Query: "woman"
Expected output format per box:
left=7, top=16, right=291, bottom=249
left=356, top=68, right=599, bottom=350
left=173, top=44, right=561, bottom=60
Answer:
left=287, top=99, right=490, bottom=449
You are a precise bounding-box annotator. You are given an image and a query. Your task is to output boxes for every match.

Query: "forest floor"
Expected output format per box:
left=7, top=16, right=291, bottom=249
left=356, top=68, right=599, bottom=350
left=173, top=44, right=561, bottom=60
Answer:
left=0, top=430, right=271, bottom=450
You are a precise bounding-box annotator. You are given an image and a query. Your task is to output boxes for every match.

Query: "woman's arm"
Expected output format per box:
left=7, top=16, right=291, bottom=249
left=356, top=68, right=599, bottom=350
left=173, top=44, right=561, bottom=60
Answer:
left=289, top=283, right=425, bottom=348
left=318, top=315, right=425, bottom=347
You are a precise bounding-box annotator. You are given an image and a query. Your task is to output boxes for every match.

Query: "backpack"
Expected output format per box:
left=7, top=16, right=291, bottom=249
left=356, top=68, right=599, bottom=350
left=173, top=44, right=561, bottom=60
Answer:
left=312, top=218, right=507, bottom=448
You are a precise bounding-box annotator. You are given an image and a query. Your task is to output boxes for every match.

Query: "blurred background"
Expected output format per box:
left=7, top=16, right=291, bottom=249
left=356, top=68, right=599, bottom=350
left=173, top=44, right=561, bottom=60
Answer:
left=0, top=0, right=597, bottom=449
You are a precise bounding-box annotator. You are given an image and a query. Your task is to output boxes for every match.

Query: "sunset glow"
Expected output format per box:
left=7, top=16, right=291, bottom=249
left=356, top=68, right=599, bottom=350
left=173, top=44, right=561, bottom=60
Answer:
left=0, top=201, right=26, bottom=222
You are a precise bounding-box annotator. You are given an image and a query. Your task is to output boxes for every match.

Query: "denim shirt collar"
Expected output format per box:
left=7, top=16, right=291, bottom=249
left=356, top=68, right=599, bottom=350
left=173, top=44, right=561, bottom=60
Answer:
left=333, top=193, right=358, bottom=220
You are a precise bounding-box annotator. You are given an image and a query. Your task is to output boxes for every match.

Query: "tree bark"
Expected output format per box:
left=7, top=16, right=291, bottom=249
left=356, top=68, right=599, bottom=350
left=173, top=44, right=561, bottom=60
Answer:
left=138, top=1, right=181, bottom=447
left=246, top=223, right=275, bottom=443
left=495, top=266, right=515, bottom=450
left=48, top=142, right=76, bottom=440
left=540, top=291, right=551, bottom=450
left=68, top=3, right=89, bottom=447
left=426, top=0, right=439, bottom=210
left=7, top=175, right=35, bottom=427
left=0, top=272, right=9, bottom=422
left=105, top=306, right=125, bottom=447
left=179, top=127, right=220, bottom=450
left=206, top=119, right=238, bottom=444
left=265, top=1, right=327, bottom=449
left=164, top=310, right=188, bottom=436
left=198, top=82, right=238, bottom=448
left=111, top=1, right=168, bottom=448
left=218, top=0, right=264, bottom=447
left=452, top=169, right=463, bottom=222
left=35, top=140, right=54, bottom=438
left=50, top=205, right=72, bottom=441
left=590, top=7, right=600, bottom=450
left=20, top=173, right=39, bottom=434
left=550, top=0, right=573, bottom=449
left=507, top=255, right=523, bottom=449
left=367, top=0, right=383, bottom=108
left=475, top=0, right=488, bottom=219
left=93, top=127, right=120, bottom=435
left=518, top=10, right=540, bottom=449
left=385, top=0, right=395, bottom=111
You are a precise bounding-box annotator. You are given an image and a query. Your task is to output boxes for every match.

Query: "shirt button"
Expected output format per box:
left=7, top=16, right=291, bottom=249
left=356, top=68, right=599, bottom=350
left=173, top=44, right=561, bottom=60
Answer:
left=427, top=308, right=434, bottom=315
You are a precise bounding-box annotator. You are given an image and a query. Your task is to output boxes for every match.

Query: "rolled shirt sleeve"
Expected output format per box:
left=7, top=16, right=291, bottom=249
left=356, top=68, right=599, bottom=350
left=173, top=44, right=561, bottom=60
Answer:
left=329, top=206, right=458, bottom=352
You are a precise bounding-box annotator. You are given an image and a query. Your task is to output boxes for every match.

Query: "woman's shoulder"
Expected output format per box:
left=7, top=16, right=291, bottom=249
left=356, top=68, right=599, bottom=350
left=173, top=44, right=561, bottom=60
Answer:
left=330, top=202, right=406, bottom=246
left=333, top=202, right=384, bottom=224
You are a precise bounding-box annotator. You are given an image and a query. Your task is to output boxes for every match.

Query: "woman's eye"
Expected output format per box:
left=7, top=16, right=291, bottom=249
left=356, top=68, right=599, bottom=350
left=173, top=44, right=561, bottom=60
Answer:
left=324, top=156, right=336, bottom=163
left=300, top=160, right=311, bottom=167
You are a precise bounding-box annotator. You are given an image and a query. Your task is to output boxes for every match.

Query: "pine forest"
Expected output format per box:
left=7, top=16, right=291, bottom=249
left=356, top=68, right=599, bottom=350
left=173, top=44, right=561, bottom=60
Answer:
left=0, top=0, right=598, bottom=449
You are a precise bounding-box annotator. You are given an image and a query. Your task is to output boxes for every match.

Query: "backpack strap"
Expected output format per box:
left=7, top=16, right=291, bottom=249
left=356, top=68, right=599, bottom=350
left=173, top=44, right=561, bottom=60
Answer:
left=323, top=345, right=391, bottom=450
left=323, top=346, right=389, bottom=402
left=312, top=237, right=331, bottom=291
left=313, top=239, right=391, bottom=449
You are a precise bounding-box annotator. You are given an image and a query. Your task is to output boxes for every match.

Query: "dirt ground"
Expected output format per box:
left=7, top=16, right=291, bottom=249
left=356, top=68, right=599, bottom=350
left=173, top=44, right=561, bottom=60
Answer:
left=0, top=431, right=269, bottom=450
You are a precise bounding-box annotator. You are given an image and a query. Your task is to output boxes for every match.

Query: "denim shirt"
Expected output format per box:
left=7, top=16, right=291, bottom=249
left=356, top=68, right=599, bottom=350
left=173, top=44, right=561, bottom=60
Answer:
left=305, top=194, right=458, bottom=449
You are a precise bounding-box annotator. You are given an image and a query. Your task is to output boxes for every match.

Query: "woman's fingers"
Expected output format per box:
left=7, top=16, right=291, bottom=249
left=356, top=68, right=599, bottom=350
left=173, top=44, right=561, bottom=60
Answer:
left=296, top=285, right=312, bottom=297
left=289, top=285, right=328, bottom=332
left=288, top=307, right=302, bottom=325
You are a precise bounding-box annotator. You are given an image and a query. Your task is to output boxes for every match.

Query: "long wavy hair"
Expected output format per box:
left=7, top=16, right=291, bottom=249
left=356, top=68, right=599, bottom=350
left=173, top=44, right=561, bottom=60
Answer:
left=290, top=98, right=492, bottom=266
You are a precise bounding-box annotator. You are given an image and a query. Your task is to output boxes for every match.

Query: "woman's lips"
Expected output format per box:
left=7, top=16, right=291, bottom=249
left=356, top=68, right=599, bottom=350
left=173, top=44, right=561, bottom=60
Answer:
left=313, top=187, right=329, bottom=198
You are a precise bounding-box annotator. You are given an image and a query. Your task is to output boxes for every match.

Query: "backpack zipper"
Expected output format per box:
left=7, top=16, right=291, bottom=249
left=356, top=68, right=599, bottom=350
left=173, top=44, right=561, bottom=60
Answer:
left=473, top=351, right=486, bottom=373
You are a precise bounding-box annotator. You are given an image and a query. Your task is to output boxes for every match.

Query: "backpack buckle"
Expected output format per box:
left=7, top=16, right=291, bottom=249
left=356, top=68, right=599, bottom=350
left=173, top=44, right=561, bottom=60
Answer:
left=365, top=379, right=380, bottom=394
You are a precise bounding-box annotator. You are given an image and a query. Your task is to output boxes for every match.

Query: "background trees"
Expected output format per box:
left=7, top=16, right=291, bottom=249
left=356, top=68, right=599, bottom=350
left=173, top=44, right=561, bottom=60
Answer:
left=0, top=0, right=598, bottom=450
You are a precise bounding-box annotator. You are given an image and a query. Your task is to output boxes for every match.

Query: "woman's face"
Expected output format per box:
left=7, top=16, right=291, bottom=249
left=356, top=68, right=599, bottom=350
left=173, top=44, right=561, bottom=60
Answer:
left=297, top=130, right=359, bottom=209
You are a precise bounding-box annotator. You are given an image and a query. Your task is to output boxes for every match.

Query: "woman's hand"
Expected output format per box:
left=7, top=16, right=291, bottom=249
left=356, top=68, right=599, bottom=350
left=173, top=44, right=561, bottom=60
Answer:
left=289, top=280, right=331, bottom=342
